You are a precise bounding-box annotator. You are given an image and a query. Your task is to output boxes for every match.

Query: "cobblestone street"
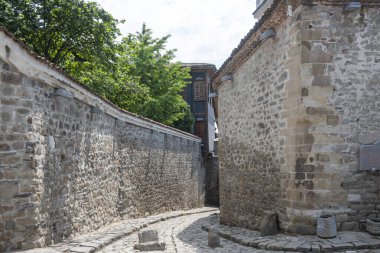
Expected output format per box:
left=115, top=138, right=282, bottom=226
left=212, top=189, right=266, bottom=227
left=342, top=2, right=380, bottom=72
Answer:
left=98, top=211, right=258, bottom=253
left=98, top=211, right=380, bottom=253
left=17, top=208, right=380, bottom=253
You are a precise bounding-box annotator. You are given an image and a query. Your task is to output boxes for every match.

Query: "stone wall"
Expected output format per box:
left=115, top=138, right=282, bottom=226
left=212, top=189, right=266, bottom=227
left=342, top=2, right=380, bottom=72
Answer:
left=0, top=29, right=205, bottom=251
left=216, top=1, right=380, bottom=234
left=289, top=3, right=380, bottom=233
left=205, top=147, right=219, bottom=206
left=217, top=16, right=290, bottom=229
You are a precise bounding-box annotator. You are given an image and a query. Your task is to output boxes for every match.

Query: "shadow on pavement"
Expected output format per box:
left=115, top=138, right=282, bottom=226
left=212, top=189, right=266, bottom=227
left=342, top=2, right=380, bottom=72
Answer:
left=176, top=213, right=217, bottom=252
left=175, top=212, right=254, bottom=253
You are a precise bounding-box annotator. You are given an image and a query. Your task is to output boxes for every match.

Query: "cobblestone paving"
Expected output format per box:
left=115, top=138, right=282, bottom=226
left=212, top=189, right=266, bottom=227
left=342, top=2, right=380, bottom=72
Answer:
left=17, top=207, right=217, bottom=253
left=17, top=208, right=380, bottom=253
left=98, top=211, right=259, bottom=253
left=98, top=212, right=380, bottom=253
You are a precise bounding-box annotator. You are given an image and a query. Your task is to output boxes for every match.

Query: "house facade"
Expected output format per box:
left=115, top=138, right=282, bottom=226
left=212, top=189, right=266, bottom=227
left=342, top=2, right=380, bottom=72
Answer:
left=182, top=63, right=220, bottom=205
left=182, top=63, right=217, bottom=154
left=213, top=0, right=380, bottom=234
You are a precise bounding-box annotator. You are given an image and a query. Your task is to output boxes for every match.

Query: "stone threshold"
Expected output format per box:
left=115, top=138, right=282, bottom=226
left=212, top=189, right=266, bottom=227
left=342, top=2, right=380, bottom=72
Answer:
left=201, top=215, right=380, bottom=252
left=18, top=207, right=218, bottom=253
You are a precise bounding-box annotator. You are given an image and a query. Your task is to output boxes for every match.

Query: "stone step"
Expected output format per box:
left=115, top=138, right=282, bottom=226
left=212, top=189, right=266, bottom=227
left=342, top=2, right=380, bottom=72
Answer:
left=201, top=217, right=380, bottom=252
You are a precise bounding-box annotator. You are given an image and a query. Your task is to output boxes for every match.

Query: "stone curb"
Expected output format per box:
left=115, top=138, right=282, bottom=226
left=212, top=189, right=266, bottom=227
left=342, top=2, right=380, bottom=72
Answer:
left=201, top=222, right=380, bottom=252
left=35, top=207, right=218, bottom=253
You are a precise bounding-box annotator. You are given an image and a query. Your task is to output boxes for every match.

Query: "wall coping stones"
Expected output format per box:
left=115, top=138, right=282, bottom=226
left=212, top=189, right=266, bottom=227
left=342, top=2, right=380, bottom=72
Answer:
left=201, top=214, right=380, bottom=252
left=0, top=28, right=201, bottom=143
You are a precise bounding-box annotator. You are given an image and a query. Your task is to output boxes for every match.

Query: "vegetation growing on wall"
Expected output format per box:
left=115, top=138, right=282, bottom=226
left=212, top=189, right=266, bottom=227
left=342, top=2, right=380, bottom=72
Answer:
left=0, top=0, right=194, bottom=132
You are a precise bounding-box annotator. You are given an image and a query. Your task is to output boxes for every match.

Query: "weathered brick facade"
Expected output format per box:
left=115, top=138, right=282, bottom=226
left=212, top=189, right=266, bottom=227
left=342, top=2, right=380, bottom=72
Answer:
left=214, top=0, right=380, bottom=234
left=0, top=29, right=205, bottom=251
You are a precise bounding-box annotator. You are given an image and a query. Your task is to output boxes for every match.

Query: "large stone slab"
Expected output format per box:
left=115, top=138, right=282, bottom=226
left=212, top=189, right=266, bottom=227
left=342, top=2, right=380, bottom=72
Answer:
left=134, top=242, right=166, bottom=251
left=138, top=230, right=159, bottom=243
left=260, top=211, right=279, bottom=236
left=359, top=132, right=380, bottom=144
left=360, top=140, right=380, bottom=171
left=208, top=226, right=221, bottom=248
left=17, top=250, right=61, bottom=253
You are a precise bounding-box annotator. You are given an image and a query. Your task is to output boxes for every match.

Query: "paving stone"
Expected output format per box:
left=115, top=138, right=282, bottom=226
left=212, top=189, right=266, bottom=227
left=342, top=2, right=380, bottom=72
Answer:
left=360, top=237, right=380, bottom=249
left=20, top=208, right=380, bottom=253
left=332, top=242, right=355, bottom=250
left=327, top=237, right=344, bottom=244
left=352, top=240, right=370, bottom=249
left=69, top=246, right=95, bottom=253
left=297, top=243, right=312, bottom=252
left=311, top=244, right=321, bottom=252
left=87, top=240, right=106, bottom=247
left=19, top=249, right=61, bottom=253
left=319, top=242, right=334, bottom=251
left=282, top=240, right=306, bottom=251
left=251, top=238, right=272, bottom=246
left=79, top=242, right=99, bottom=248
left=133, top=242, right=166, bottom=251
left=257, top=239, right=275, bottom=249
left=240, top=239, right=252, bottom=246
left=50, top=243, right=71, bottom=252
left=266, top=240, right=290, bottom=250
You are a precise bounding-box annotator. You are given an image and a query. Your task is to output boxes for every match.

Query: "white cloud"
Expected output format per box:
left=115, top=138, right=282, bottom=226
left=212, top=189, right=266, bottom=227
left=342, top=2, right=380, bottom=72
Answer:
left=92, top=0, right=257, bottom=68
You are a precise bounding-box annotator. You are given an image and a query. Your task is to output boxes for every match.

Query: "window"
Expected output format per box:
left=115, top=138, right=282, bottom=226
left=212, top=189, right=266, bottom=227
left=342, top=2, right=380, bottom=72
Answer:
left=194, top=80, right=206, bottom=101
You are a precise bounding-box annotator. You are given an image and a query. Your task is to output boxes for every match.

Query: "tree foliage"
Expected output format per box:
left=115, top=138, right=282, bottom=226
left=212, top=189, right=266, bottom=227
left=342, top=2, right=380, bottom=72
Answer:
left=120, top=24, right=193, bottom=126
left=0, top=0, right=121, bottom=66
left=0, top=0, right=194, bottom=132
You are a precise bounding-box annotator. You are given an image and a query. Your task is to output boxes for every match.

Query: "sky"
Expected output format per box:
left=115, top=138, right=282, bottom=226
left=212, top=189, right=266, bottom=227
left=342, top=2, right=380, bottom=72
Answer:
left=92, top=0, right=257, bottom=68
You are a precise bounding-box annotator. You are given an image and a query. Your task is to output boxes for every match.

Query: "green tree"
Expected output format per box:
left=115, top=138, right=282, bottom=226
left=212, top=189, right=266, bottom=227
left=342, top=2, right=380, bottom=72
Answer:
left=120, top=24, right=193, bottom=129
left=0, top=0, right=123, bottom=98
left=0, top=0, right=121, bottom=67
left=0, top=1, right=194, bottom=132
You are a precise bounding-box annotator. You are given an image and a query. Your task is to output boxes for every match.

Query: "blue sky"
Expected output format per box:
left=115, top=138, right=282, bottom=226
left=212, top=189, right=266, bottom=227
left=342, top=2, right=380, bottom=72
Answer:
left=93, top=0, right=257, bottom=68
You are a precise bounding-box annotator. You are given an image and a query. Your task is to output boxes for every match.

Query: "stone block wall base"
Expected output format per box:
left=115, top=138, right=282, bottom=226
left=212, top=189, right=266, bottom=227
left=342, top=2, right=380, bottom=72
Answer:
left=134, top=242, right=166, bottom=251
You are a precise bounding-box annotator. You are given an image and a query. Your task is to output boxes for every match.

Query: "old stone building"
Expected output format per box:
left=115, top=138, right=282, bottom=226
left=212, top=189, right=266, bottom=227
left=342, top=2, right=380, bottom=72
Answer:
left=181, top=63, right=220, bottom=205
left=213, top=0, right=380, bottom=234
left=0, top=28, right=206, bottom=251
left=181, top=63, right=217, bottom=153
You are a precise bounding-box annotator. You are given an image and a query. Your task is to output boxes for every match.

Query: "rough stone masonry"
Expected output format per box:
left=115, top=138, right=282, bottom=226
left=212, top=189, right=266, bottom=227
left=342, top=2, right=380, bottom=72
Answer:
left=213, top=0, right=380, bottom=235
left=0, top=28, right=205, bottom=251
